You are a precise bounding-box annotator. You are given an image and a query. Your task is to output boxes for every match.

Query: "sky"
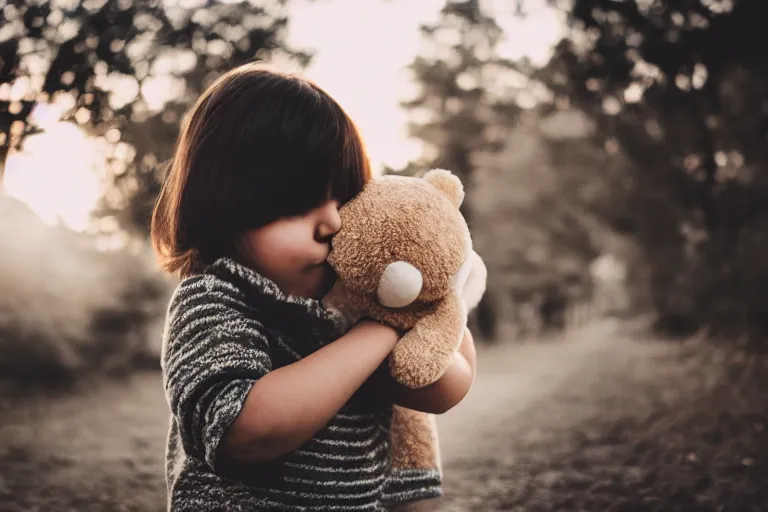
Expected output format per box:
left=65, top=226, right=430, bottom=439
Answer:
left=3, top=0, right=566, bottom=233
left=285, top=0, right=445, bottom=172
left=286, top=0, right=566, bottom=173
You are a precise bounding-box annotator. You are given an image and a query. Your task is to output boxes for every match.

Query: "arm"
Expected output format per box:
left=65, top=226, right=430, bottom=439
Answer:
left=164, top=276, right=401, bottom=471
left=389, top=327, right=476, bottom=414
left=220, top=320, right=399, bottom=464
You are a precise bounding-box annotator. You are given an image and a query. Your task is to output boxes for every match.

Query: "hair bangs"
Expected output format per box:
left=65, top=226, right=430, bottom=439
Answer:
left=251, top=82, right=370, bottom=219
left=329, top=105, right=370, bottom=205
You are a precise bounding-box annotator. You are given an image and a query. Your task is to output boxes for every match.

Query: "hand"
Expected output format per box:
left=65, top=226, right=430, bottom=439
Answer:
left=353, top=319, right=401, bottom=349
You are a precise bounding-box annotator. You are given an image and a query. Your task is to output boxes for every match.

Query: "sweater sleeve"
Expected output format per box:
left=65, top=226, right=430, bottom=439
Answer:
left=382, top=468, right=443, bottom=506
left=161, top=275, right=272, bottom=472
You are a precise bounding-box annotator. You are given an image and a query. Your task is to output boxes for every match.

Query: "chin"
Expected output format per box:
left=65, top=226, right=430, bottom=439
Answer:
left=314, top=263, right=337, bottom=299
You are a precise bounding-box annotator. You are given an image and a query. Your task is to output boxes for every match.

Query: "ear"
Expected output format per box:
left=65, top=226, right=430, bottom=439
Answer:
left=377, top=261, right=423, bottom=308
left=423, top=168, right=464, bottom=208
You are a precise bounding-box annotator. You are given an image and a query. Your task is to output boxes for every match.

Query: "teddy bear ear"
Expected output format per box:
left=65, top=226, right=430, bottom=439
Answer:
left=377, top=261, right=423, bottom=308
left=423, top=168, right=464, bottom=208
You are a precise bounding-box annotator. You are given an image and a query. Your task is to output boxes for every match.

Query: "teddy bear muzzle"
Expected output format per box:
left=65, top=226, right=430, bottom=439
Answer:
left=377, top=261, right=423, bottom=308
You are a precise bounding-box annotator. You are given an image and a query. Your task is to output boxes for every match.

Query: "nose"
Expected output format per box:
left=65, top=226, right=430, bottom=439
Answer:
left=317, top=201, right=342, bottom=240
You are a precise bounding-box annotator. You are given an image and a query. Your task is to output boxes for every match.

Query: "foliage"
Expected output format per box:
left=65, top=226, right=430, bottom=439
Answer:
left=398, top=0, right=621, bottom=337
left=539, top=0, right=768, bottom=338
left=0, top=0, right=308, bottom=233
left=0, top=194, right=173, bottom=384
left=395, top=0, right=536, bottom=339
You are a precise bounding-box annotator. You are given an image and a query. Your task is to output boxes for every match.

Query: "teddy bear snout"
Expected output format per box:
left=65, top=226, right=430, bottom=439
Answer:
left=377, top=261, right=423, bottom=308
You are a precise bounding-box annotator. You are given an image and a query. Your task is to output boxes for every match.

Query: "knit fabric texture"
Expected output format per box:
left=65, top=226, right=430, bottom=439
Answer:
left=161, top=257, right=442, bottom=511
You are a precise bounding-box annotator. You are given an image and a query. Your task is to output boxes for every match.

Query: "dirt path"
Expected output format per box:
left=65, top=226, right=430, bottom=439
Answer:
left=0, top=370, right=168, bottom=512
left=420, top=321, right=768, bottom=511
left=1, top=320, right=765, bottom=511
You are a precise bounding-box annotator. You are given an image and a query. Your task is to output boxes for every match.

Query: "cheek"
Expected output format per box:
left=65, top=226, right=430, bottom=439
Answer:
left=244, top=223, right=313, bottom=270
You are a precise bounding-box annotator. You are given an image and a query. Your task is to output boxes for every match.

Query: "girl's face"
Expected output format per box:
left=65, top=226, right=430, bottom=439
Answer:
left=237, top=199, right=342, bottom=299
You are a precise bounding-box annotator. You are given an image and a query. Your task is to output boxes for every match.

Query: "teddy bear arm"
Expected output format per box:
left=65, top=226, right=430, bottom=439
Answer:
left=389, top=296, right=466, bottom=389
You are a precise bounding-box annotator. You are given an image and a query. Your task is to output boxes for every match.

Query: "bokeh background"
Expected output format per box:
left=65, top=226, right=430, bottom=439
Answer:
left=1, top=0, right=766, bottom=510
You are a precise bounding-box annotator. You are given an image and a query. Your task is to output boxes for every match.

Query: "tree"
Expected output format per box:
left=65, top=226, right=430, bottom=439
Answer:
left=396, top=0, right=530, bottom=340
left=471, top=110, right=618, bottom=321
left=0, top=0, right=309, bottom=233
left=539, top=0, right=768, bottom=338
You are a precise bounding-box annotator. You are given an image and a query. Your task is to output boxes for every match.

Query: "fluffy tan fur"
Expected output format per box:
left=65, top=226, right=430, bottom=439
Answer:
left=324, top=169, right=487, bottom=479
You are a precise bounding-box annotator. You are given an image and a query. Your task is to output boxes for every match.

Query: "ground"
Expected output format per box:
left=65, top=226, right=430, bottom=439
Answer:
left=0, top=319, right=766, bottom=511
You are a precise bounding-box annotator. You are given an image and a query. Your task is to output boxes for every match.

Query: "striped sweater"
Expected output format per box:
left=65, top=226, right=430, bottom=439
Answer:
left=161, top=257, right=442, bottom=511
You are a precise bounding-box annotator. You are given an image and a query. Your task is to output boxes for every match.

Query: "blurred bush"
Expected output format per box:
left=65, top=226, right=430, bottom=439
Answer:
left=0, top=194, right=174, bottom=385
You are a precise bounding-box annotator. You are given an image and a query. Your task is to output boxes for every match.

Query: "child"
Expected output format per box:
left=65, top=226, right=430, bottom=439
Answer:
left=151, top=63, right=477, bottom=511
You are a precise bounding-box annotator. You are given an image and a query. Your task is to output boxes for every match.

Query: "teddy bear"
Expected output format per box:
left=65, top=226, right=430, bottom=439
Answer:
left=322, top=168, right=487, bottom=477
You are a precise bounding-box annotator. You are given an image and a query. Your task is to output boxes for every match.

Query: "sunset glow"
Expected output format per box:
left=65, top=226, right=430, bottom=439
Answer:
left=4, top=105, right=109, bottom=232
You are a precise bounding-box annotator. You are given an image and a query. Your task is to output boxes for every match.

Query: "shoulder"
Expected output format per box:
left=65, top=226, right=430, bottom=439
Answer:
left=163, top=269, right=262, bottom=347
left=172, top=270, right=246, bottom=304
left=161, top=270, right=271, bottom=368
left=168, top=270, right=247, bottom=317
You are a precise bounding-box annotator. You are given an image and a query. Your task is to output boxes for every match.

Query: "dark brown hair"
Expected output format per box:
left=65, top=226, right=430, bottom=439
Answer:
left=151, top=63, right=372, bottom=278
